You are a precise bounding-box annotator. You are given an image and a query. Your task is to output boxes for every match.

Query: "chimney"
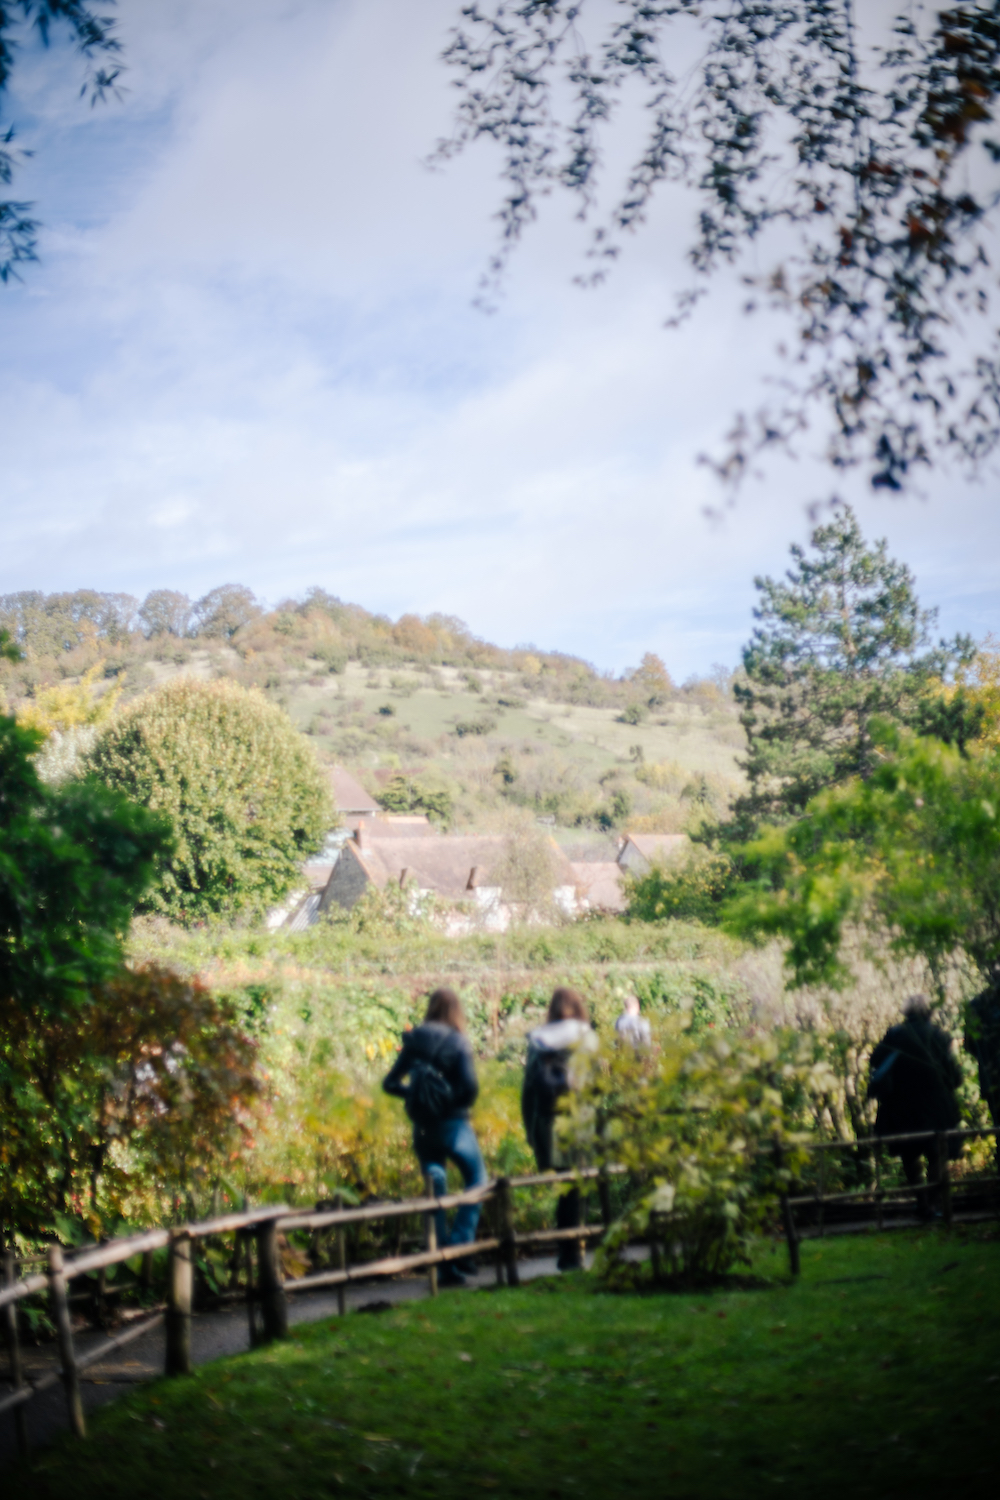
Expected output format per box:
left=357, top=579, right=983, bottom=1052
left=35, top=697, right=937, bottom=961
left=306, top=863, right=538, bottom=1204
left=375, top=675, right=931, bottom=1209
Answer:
left=466, top=866, right=479, bottom=891
left=399, top=868, right=409, bottom=888
left=355, top=823, right=365, bottom=851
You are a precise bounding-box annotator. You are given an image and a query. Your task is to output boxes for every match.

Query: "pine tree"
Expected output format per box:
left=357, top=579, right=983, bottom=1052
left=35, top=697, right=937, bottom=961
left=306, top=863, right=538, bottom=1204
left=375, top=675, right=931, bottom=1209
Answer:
left=728, top=505, right=971, bottom=838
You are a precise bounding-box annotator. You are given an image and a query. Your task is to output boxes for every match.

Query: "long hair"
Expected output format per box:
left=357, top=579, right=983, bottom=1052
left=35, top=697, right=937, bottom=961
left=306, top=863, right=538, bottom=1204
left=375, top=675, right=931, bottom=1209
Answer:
left=547, top=987, right=588, bottom=1023
left=425, top=986, right=466, bottom=1032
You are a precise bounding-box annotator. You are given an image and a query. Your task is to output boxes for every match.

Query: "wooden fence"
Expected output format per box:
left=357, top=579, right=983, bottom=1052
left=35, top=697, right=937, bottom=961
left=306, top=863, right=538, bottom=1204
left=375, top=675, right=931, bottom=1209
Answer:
left=779, top=1124, right=999, bottom=1275
left=2, top=1128, right=997, bottom=1459
left=0, top=1165, right=621, bottom=1457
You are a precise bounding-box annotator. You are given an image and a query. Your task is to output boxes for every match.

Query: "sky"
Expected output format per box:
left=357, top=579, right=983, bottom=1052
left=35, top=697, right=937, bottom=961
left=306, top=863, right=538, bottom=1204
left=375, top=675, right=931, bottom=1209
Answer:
left=1, top=0, right=998, bottom=680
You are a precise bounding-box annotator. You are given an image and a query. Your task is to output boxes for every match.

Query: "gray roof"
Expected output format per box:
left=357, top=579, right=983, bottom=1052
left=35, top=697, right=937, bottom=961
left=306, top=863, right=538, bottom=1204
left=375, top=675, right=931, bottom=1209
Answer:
left=330, top=765, right=380, bottom=815
left=351, top=833, right=577, bottom=899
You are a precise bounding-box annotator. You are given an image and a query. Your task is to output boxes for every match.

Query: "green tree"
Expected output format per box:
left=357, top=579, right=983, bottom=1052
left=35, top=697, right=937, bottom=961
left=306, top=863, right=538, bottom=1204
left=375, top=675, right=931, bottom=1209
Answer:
left=0, top=712, right=175, bottom=1237
left=378, top=773, right=453, bottom=825
left=87, top=679, right=332, bottom=920
left=725, top=727, right=1000, bottom=990
left=190, top=584, right=262, bottom=640
left=440, top=3, right=1000, bottom=491
left=138, top=589, right=192, bottom=639
left=728, top=504, right=969, bottom=840
left=0, top=714, right=169, bottom=1020
left=1, top=3, right=122, bottom=282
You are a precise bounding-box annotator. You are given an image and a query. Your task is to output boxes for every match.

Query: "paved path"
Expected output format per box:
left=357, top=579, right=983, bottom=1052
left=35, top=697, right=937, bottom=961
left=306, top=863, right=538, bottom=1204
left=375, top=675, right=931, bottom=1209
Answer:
left=0, top=1251, right=585, bottom=1470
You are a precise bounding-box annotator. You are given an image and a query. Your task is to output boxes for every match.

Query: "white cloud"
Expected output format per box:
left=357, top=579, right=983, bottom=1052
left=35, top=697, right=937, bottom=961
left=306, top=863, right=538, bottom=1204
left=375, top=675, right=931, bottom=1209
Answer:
left=0, top=0, right=996, bottom=679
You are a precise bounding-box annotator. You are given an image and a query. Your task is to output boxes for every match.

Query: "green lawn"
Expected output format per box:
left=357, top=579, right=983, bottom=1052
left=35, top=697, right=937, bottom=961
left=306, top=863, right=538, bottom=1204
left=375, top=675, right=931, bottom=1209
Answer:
left=14, top=1228, right=1000, bottom=1499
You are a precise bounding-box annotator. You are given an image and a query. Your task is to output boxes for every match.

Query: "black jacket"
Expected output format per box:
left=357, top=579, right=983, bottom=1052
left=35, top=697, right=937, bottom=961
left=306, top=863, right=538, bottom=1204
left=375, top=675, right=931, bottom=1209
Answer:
left=965, top=981, right=1000, bottom=1119
left=870, top=1016, right=962, bottom=1144
left=382, top=1023, right=479, bottom=1119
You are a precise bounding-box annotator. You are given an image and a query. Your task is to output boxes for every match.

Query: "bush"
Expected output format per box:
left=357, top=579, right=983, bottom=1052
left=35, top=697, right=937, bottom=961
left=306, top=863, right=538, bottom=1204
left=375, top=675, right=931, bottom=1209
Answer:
left=2, top=966, right=260, bottom=1239
left=87, top=679, right=332, bottom=920
left=563, top=1023, right=828, bottom=1284
left=618, top=702, right=648, bottom=725
left=627, top=847, right=736, bottom=924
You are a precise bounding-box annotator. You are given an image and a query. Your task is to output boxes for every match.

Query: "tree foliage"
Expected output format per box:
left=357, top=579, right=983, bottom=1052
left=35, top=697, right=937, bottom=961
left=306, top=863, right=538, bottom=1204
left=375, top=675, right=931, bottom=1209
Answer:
left=0, top=714, right=169, bottom=1024
left=1, top=964, right=260, bottom=1240
left=1, top=1, right=123, bottom=282
left=725, top=726, right=1000, bottom=988
left=728, top=503, right=969, bottom=839
left=190, top=584, right=262, bottom=640
left=87, top=679, right=332, bottom=920
left=377, top=773, right=454, bottom=825
left=138, top=589, right=192, bottom=640
left=439, top=3, right=1000, bottom=489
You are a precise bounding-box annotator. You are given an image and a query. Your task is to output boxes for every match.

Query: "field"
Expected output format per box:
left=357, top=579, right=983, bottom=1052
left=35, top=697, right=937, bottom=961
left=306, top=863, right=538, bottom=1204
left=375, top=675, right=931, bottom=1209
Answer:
left=139, top=653, right=745, bottom=838
left=11, top=1227, right=1000, bottom=1499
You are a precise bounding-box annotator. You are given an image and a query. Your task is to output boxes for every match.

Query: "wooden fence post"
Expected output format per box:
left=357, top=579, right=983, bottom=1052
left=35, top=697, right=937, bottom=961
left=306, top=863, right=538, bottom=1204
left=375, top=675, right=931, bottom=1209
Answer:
left=497, top=1177, right=520, bottom=1288
left=773, top=1142, right=800, bottom=1278
left=3, top=1249, right=29, bottom=1458
left=335, top=1193, right=347, bottom=1317
left=165, top=1228, right=192, bottom=1376
left=243, top=1227, right=259, bottom=1348
left=48, top=1244, right=85, bottom=1438
left=598, top=1167, right=612, bottom=1229
left=649, top=1212, right=662, bottom=1286
left=936, top=1132, right=952, bottom=1228
left=256, top=1220, right=288, bottom=1342
left=780, top=1193, right=800, bottom=1278
left=424, top=1175, right=439, bottom=1298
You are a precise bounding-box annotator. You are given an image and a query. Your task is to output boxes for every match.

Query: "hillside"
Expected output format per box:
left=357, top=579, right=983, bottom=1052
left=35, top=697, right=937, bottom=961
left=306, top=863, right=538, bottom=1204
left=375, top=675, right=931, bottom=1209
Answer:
left=0, top=587, right=745, bottom=839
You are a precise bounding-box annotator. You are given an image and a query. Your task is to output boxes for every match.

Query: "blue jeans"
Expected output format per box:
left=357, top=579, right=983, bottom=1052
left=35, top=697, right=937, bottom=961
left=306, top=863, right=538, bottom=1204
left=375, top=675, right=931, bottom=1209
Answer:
left=415, top=1116, right=486, bottom=1249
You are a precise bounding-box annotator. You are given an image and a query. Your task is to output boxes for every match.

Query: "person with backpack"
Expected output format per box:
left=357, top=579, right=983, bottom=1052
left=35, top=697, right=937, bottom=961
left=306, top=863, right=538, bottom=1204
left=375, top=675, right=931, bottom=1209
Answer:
left=868, top=994, right=962, bottom=1219
left=382, top=987, right=486, bottom=1286
left=521, top=987, right=597, bottom=1271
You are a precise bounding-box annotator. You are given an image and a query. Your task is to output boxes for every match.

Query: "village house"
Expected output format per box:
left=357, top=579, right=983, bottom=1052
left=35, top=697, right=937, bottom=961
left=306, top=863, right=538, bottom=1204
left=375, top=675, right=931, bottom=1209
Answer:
left=330, top=765, right=380, bottom=830
left=616, top=832, right=688, bottom=876
left=570, top=860, right=628, bottom=914
left=319, top=825, right=580, bottom=932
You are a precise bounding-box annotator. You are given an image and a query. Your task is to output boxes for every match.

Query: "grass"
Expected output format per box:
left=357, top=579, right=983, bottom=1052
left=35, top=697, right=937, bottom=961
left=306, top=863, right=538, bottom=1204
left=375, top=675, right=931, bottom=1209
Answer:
left=13, top=1227, right=1000, bottom=1499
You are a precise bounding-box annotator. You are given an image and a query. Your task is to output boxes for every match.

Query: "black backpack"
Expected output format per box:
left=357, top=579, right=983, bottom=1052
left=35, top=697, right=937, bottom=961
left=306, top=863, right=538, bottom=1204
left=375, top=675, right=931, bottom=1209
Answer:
left=529, top=1045, right=571, bottom=1116
left=405, top=1042, right=455, bottom=1129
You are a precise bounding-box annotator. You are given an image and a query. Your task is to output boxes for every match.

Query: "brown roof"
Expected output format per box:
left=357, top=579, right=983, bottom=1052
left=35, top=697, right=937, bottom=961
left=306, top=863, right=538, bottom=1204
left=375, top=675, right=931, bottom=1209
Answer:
left=620, top=833, right=688, bottom=863
left=330, top=766, right=380, bottom=816
left=570, top=861, right=627, bottom=913
left=352, top=834, right=577, bottom=900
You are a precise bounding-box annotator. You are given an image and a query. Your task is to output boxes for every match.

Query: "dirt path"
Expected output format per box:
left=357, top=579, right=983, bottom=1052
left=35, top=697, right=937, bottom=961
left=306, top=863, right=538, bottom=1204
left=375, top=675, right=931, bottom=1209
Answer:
left=0, top=1252, right=581, bottom=1470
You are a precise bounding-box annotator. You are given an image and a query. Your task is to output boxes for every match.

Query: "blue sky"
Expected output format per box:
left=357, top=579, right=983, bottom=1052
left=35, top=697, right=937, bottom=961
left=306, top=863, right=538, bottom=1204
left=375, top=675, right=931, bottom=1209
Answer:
left=2, top=0, right=998, bottom=679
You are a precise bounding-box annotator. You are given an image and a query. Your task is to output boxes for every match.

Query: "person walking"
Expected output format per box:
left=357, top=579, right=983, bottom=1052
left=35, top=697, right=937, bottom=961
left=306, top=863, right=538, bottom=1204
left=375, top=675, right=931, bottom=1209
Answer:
left=522, top=987, right=597, bottom=1271
left=869, top=994, right=962, bottom=1219
left=382, top=987, right=486, bottom=1286
left=964, top=963, right=1000, bottom=1165
left=615, top=992, right=651, bottom=1047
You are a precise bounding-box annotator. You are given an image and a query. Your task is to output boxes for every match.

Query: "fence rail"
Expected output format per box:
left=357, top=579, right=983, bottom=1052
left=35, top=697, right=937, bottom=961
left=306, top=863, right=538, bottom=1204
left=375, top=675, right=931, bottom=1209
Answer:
left=0, top=1166, right=614, bottom=1457
left=2, top=1133, right=997, bottom=1458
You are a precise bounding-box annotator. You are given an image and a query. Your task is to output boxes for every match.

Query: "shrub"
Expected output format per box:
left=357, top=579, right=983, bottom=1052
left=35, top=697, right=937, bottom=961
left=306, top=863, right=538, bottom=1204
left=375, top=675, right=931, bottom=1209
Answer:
left=618, top=702, right=648, bottom=725
left=87, top=679, right=332, bottom=920
left=563, top=1023, right=828, bottom=1284
left=627, top=847, right=736, bottom=924
left=454, top=714, right=497, bottom=737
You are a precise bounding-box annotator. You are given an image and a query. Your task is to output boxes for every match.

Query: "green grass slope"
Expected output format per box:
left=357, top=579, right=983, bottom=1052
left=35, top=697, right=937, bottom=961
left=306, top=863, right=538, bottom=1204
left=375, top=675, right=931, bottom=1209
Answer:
left=14, top=1228, right=999, bottom=1499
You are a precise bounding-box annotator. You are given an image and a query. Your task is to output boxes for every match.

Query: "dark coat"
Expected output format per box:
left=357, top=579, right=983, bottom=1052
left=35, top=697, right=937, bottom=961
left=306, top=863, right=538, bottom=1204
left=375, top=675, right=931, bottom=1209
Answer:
left=869, top=1016, right=962, bottom=1150
left=964, top=981, right=1000, bottom=1123
left=382, top=1022, right=479, bottom=1119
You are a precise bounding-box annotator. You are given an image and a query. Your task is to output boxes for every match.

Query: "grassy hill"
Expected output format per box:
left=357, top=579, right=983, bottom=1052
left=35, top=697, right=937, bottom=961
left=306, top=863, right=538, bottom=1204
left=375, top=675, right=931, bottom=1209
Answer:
left=0, top=588, right=745, bottom=839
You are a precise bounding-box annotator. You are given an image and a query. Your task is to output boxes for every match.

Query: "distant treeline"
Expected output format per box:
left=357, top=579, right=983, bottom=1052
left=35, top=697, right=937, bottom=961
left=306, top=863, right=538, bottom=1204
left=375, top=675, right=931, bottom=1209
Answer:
left=0, top=586, right=734, bottom=710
